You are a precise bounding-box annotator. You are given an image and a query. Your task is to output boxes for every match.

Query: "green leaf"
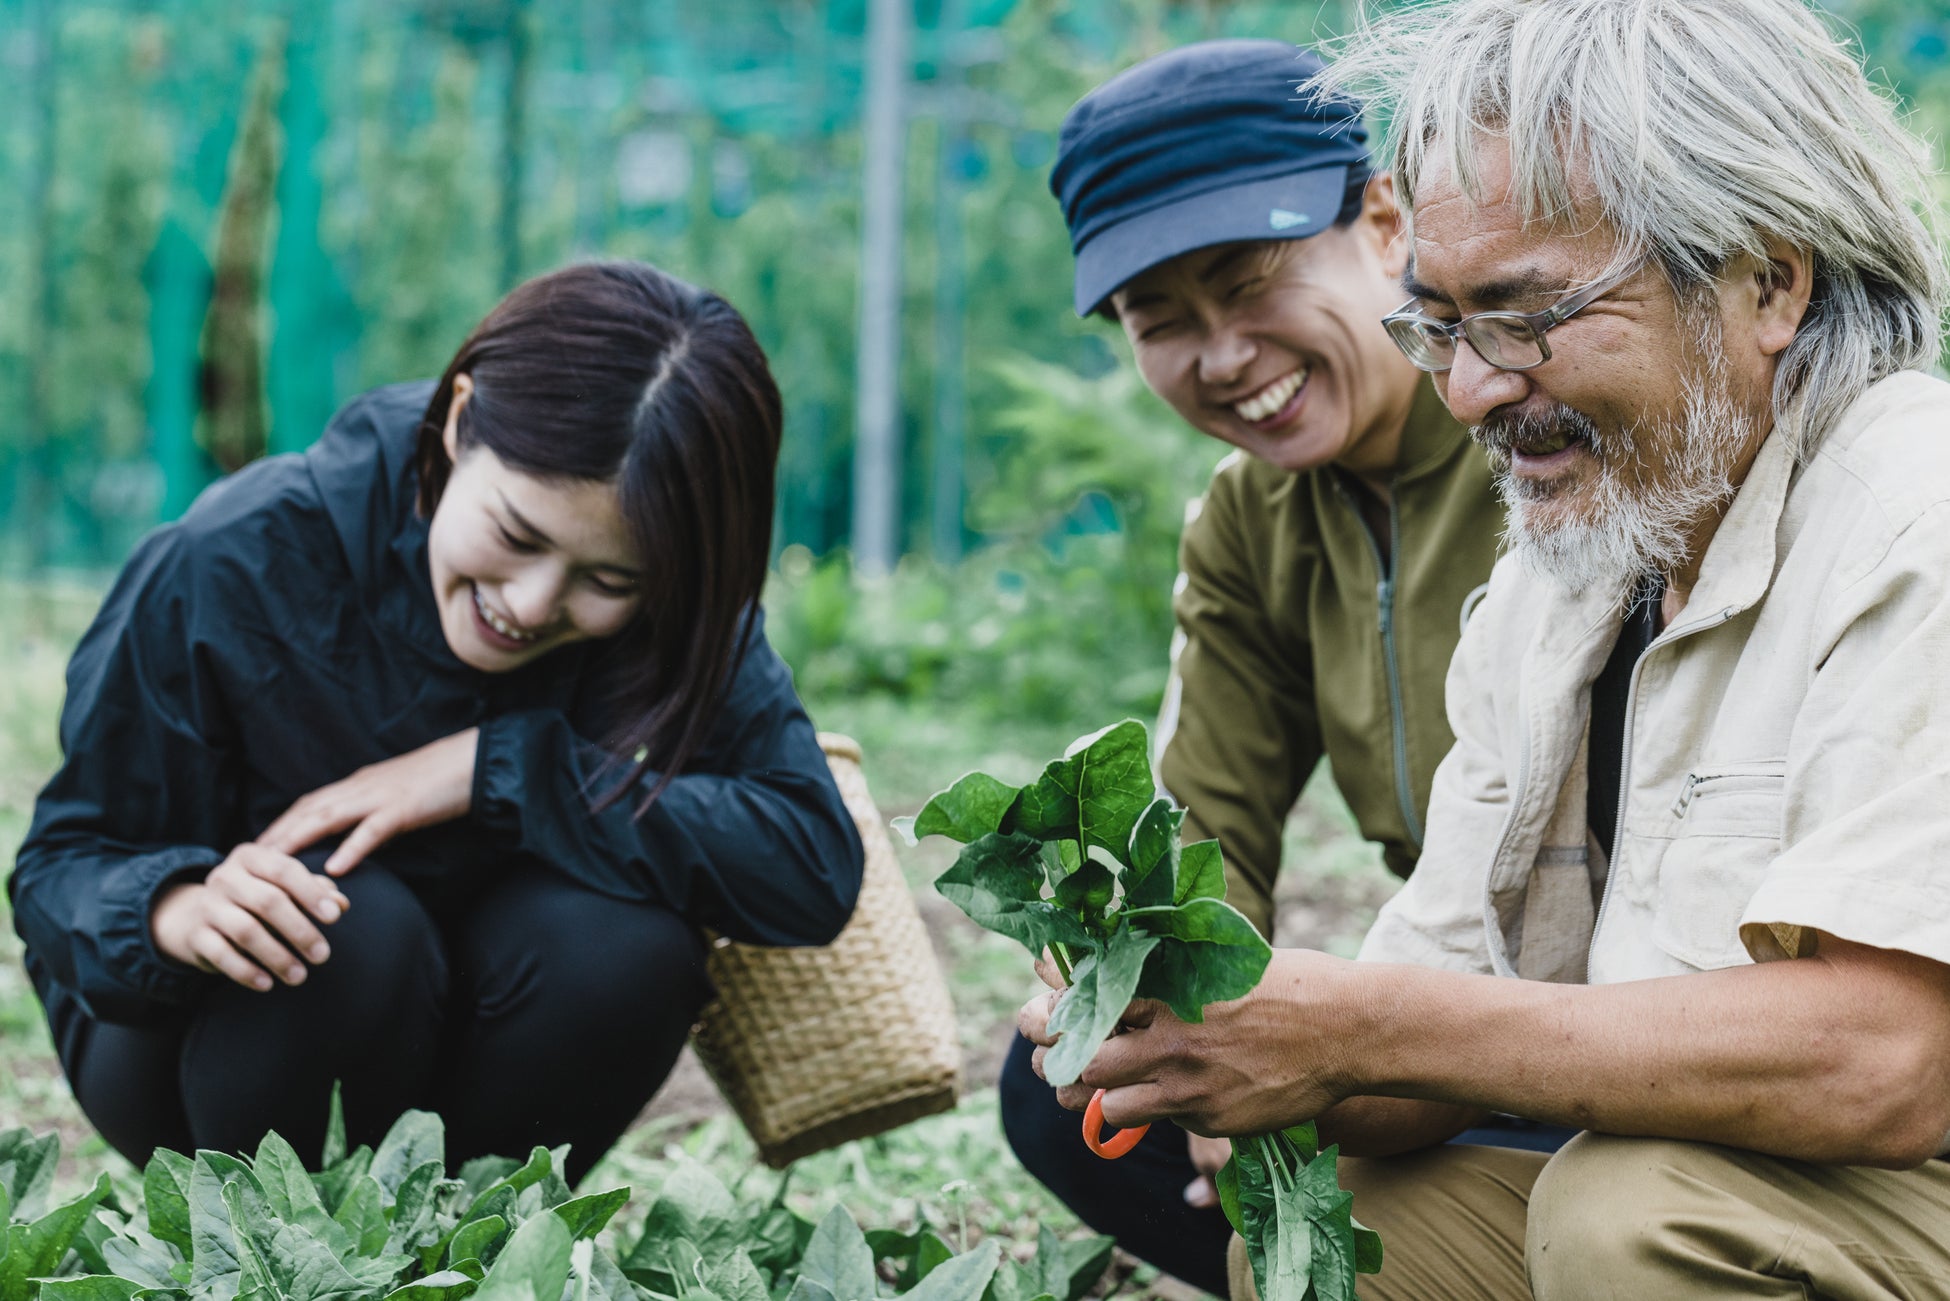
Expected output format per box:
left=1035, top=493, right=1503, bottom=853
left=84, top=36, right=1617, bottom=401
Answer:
left=314, top=1146, right=373, bottom=1219
left=702, top=1251, right=768, bottom=1301
left=143, top=1151, right=196, bottom=1258
left=372, top=1112, right=446, bottom=1200
left=1351, top=1215, right=1384, bottom=1276
left=386, top=1162, right=453, bottom=1257
left=254, top=1133, right=355, bottom=1259
left=795, top=1207, right=876, bottom=1301
left=1049, top=1231, right=1113, bottom=1301
left=910, top=772, right=1022, bottom=845
left=550, top=1188, right=630, bottom=1242
left=1123, top=801, right=1181, bottom=910
left=222, top=1179, right=370, bottom=1301
left=1281, top=1123, right=1320, bottom=1163
left=979, top=1260, right=1025, bottom=1301
left=1125, top=899, right=1271, bottom=1023
left=32, top=1277, right=145, bottom=1301
left=472, top=1212, right=573, bottom=1301
left=1041, top=925, right=1161, bottom=1087
left=1, top=1174, right=116, bottom=1301
left=455, top=1159, right=520, bottom=1199
left=1033, top=1226, right=1114, bottom=1301
left=70, top=1207, right=117, bottom=1276
left=185, top=1160, right=243, bottom=1300
left=383, top=1269, right=481, bottom=1301
left=1007, top=721, right=1155, bottom=867
left=446, top=1218, right=508, bottom=1274
left=97, top=1228, right=180, bottom=1292
left=866, top=1227, right=954, bottom=1292
left=445, top=1148, right=550, bottom=1248
left=1214, top=1156, right=1244, bottom=1238
left=905, top=1242, right=999, bottom=1301
left=746, top=1204, right=813, bottom=1275
left=322, top=1083, right=348, bottom=1170
left=582, top=1245, right=636, bottom=1301
left=1296, top=1147, right=1357, bottom=1301
left=0, top=1129, right=60, bottom=1222
left=332, top=1176, right=389, bottom=1259
left=934, top=833, right=1051, bottom=958
left=629, top=1156, right=742, bottom=1271
left=1051, top=860, right=1113, bottom=917
left=348, top=1254, right=419, bottom=1291
left=1173, top=840, right=1225, bottom=906
left=784, top=1280, right=837, bottom=1301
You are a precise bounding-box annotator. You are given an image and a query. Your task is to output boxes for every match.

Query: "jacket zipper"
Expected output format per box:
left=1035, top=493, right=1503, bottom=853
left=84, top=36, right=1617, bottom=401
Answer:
left=1584, top=600, right=1740, bottom=981
left=1345, top=482, right=1425, bottom=851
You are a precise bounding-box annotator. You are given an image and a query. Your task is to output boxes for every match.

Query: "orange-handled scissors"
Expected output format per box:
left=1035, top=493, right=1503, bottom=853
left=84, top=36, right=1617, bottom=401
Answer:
left=1082, top=1088, right=1150, bottom=1158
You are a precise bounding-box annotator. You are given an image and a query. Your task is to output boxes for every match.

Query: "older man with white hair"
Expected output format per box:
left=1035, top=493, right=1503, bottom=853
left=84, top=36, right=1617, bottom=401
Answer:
left=1016, top=0, right=1950, bottom=1295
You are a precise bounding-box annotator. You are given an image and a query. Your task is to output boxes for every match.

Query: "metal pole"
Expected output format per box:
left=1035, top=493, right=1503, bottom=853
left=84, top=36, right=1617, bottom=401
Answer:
left=850, top=0, right=910, bottom=576
left=930, top=6, right=968, bottom=565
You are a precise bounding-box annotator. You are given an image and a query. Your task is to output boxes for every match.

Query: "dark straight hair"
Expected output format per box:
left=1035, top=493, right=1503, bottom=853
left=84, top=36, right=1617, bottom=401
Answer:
left=415, top=260, right=781, bottom=812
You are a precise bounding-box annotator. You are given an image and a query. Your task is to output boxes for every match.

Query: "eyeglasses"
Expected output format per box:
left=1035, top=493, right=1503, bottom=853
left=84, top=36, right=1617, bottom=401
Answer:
left=1381, top=260, right=1643, bottom=373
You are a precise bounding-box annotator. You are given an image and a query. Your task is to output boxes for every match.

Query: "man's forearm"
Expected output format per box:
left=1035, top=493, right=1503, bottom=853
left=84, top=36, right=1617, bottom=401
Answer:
left=1314, top=1095, right=1485, bottom=1157
left=1349, top=938, right=1950, bottom=1167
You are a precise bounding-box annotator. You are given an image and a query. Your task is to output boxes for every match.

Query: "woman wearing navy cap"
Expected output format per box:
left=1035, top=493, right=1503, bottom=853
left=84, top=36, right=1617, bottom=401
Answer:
left=1000, top=39, right=1553, bottom=1295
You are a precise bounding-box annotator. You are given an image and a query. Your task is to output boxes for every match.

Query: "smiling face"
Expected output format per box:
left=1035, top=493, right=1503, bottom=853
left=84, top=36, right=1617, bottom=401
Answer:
left=425, top=378, right=643, bottom=672
left=1405, top=137, right=1800, bottom=591
left=1109, top=177, right=1422, bottom=479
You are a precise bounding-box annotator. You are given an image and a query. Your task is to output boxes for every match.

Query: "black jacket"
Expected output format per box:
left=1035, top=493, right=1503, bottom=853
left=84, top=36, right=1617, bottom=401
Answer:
left=10, top=382, right=864, bottom=1029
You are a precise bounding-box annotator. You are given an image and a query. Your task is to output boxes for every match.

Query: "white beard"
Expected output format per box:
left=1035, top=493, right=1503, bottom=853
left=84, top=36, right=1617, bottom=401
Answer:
left=1489, top=358, right=1751, bottom=598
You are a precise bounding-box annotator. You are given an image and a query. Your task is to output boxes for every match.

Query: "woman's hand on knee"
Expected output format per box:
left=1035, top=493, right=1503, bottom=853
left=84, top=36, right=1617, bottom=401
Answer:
left=257, top=729, right=479, bottom=876
left=151, top=844, right=350, bottom=991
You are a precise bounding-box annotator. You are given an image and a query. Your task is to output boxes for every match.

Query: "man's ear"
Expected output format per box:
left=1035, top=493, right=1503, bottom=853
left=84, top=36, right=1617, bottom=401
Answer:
left=442, top=373, right=475, bottom=463
left=1362, top=172, right=1409, bottom=278
left=1752, top=237, right=1812, bottom=358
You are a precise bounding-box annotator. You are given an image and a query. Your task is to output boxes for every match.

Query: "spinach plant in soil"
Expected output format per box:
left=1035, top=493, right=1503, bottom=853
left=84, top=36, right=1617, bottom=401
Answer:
left=903, top=720, right=1382, bottom=1301
left=0, top=1093, right=1112, bottom=1301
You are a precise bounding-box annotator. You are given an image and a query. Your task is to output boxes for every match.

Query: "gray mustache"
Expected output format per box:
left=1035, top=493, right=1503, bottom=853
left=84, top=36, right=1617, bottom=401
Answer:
left=1472, top=406, right=1603, bottom=457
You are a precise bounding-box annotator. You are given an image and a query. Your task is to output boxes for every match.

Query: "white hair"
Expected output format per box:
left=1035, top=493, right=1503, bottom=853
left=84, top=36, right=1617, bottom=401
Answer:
left=1318, top=0, right=1949, bottom=459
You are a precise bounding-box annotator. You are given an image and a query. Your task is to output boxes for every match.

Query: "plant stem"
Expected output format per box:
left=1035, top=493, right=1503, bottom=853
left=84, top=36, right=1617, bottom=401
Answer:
left=1051, top=943, right=1075, bottom=985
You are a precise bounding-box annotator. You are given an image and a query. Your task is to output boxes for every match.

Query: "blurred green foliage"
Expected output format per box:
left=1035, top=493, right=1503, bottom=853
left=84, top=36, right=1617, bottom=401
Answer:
left=767, top=356, right=1217, bottom=733
left=6, top=0, right=1937, bottom=571
left=0, top=0, right=1943, bottom=751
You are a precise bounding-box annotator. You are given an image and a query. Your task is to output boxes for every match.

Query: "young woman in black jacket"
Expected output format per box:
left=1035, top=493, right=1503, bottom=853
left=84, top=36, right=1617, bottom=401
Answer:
left=10, top=261, right=864, bottom=1180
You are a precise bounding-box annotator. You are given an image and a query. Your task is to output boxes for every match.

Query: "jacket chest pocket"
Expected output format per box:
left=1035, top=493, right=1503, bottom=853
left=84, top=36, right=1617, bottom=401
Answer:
left=1651, top=761, right=1786, bottom=970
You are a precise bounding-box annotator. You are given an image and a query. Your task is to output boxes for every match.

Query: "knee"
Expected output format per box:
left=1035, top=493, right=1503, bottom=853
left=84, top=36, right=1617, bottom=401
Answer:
left=1526, top=1132, right=1739, bottom=1297
left=318, top=867, right=447, bottom=999
left=998, top=1034, right=1070, bottom=1176
left=463, top=879, right=707, bottom=1024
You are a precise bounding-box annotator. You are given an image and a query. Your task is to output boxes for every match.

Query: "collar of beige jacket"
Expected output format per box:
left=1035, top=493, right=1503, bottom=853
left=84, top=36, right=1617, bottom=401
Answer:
left=1665, top=423, right=1798, bottom=633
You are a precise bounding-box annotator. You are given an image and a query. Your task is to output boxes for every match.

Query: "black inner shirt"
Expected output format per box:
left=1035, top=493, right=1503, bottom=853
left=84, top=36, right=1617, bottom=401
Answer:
left=1587, top=579, right=1665, bottom=857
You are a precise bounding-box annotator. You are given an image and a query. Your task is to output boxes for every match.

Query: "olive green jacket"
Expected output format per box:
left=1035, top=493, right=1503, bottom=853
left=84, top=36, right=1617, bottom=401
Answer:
left=1156, top=384, right=1504, bottom=937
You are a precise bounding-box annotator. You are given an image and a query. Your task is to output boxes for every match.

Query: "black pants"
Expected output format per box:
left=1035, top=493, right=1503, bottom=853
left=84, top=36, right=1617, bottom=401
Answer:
left=54, top=860, right=709, bottom=1184
left=999, top=1034, right=1577, bottom=1296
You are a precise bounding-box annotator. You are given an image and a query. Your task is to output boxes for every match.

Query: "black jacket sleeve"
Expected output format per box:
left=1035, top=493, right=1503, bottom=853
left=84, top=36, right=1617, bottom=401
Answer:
left=469, top=621, right=865, bottom=947
left=9, top=527, right=237, bottom=1023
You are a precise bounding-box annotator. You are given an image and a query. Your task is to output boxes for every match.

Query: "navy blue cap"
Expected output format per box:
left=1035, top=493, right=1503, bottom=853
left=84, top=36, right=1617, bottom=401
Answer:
left=1051, top=40, right=1369, bottom=316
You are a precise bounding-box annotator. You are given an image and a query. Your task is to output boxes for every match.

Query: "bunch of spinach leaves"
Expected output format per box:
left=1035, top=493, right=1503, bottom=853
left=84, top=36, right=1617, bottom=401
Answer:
left=900, top=720, right=1271, bottom=1088
left=905, top=720, right=1381, bottom=1301
left=1215, top=1124, right=1381, bottom=1301
left=0, top=1096, right=1113, bottom=1301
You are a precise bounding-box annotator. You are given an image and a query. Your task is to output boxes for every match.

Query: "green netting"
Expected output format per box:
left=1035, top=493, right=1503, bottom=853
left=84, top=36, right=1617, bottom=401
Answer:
left=0, top=0, right=1943, bottom=570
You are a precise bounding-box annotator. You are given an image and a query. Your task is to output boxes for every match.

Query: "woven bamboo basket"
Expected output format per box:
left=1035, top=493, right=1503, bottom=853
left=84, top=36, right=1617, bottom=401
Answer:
left=690, top=733, right=962, bottom=1167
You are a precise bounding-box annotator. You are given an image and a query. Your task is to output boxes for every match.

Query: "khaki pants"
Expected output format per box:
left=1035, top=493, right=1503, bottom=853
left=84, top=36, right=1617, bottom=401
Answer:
left=1226, top=1133, right=1950, bottom=1300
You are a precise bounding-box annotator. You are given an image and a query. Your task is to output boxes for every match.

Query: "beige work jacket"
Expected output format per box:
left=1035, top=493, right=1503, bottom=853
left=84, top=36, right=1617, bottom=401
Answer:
left=1360, top=371, right=1950, bottom=989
